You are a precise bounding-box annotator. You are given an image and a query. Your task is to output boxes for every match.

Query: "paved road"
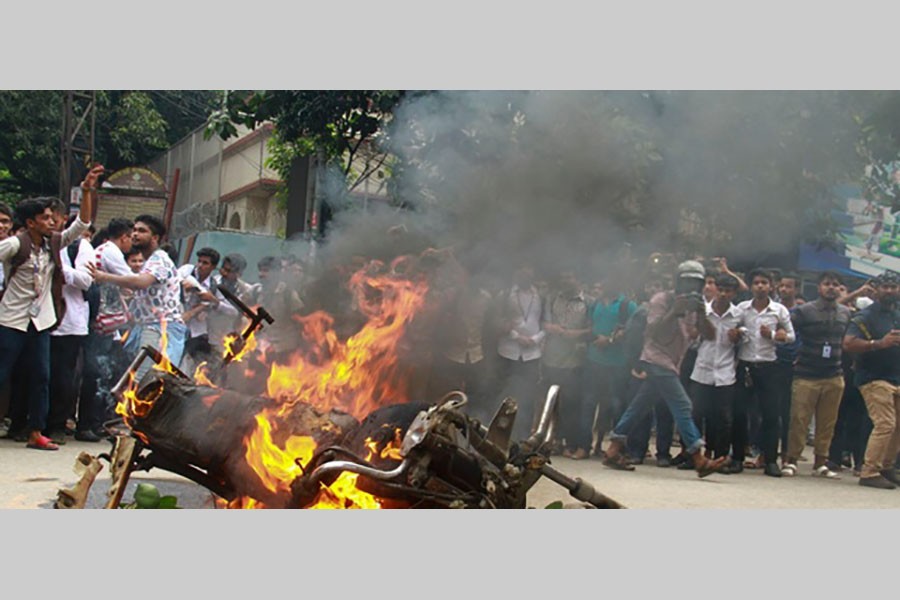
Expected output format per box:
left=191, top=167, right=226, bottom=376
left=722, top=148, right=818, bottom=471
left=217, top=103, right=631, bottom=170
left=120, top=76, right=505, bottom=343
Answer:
left=2, top=437, right=898, bottom=509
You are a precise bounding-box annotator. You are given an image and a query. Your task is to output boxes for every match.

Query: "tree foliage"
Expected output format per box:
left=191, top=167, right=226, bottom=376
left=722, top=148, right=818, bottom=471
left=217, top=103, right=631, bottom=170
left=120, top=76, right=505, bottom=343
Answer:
left=0, top=90, right=219, bottom=202
left=205, top=90, right=404, bottom=180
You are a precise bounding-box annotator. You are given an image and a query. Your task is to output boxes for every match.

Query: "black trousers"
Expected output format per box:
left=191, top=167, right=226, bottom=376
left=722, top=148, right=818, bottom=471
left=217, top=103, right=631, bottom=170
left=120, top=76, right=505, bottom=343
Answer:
left=48, top=335, right=86, bottom=433
left=427, top=355, right=490, bottom=422
left=770, top=361, right=793, bottom=459
left=828, top=376, right=872, bottom=470
left=496, top=356, right=541, bottom=440
left=184, top=334, right=214, bottom=364
left=735, top=361, right=782, bottom=464
left=691, top=382, right=736, bottom=459
left=79, top=332, right=129, bottom=430
left=544, top=365, right=587, bottom=451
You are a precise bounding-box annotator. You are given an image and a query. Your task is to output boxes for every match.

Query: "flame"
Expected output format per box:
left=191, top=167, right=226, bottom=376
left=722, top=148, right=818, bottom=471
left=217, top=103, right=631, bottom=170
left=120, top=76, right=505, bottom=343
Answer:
left=223, top=330, right=257, bottom=364
left=119, top=329, right=130, bottom=345
left=151, top=319, right=178, bottom=375
left=116, top=318, right=183, bottom=425
left=193, top=362, right=218, bottom=388
left=117, top=261, right=431, bottom=510
left=265, top=268, right=429, bottom=420
left=244, top=412, right=318, bottom=495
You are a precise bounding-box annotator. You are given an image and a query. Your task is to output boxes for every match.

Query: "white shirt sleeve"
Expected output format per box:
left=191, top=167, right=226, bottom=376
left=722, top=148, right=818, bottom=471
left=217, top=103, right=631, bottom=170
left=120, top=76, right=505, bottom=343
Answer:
left=102, top=245, right=134, bottom=277
left=0, top=235, right=21, bottom=263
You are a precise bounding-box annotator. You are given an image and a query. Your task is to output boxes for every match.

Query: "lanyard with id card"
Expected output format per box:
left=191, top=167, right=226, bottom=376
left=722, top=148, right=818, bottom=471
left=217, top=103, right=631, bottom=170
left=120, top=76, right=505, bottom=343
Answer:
left=822, top=342, right=832, bottom=359
left=28, top=245, right=47, bottom=318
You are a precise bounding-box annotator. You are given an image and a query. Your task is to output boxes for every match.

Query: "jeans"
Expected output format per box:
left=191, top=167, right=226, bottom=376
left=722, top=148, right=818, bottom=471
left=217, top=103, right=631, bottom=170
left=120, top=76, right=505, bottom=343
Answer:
left=0, top=323, right=51, bottom=432
left=609, top=361, right=705, bottom=454
left=135, top=321, right=188, bottom=380
left=626, top=374, right=675, bottom=460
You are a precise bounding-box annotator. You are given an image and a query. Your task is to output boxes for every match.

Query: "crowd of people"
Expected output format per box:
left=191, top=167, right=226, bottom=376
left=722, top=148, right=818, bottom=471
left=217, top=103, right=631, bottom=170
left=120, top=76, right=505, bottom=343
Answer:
left=0, top=167, right=304, bottom=451
left=1, top=166, right=899, bottom=494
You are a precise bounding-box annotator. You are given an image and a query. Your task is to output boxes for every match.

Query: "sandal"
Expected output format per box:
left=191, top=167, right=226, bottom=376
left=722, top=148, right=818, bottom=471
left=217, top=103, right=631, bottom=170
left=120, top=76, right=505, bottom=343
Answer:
left=602, top=453, right=636, bottom=471
left=26, top=434, right=59, bottom=451
left=781, top=463, right=798, bottom=477
left=813, top=465, right=840, bottom=479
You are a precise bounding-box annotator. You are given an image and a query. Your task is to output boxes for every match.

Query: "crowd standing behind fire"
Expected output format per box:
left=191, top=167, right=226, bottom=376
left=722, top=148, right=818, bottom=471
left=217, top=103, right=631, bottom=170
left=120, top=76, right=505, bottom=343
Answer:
left=1, top=175, right=900, bottom=492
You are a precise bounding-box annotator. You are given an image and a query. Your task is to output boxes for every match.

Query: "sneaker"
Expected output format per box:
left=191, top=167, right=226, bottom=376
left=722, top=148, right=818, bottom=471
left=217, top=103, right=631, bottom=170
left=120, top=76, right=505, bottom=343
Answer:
left=781, top=463, right=798, bottom=477
left=813, top=465, right=841, bottom=479
left=656, top=456, right=672, bottom=468
left=859, top=475, right=897, bottom=490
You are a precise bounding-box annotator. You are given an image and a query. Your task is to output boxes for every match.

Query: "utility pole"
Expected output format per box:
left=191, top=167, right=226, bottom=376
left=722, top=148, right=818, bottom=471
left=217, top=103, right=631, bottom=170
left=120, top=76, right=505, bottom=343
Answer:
left=59, top=90, right=96, bottom=209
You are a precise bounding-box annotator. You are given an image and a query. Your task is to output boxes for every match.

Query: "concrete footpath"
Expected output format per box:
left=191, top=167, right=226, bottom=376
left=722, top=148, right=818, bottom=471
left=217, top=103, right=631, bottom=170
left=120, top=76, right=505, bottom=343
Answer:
left=1, top=437, right=899, bottom=509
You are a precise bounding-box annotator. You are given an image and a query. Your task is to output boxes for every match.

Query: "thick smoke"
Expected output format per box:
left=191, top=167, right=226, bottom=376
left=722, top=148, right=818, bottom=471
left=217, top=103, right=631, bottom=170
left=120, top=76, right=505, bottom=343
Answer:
left=314, top=91, right=874, bottom=285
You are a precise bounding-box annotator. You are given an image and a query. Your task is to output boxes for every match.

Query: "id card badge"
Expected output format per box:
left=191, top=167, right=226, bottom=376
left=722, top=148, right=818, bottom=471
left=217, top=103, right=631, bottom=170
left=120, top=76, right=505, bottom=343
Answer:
left=822, top=343, right=832, bottom=359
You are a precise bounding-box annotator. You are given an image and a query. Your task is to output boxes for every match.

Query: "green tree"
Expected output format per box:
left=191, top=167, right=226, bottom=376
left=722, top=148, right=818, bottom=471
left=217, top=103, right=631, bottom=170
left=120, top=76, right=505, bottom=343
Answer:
left=206, top=90, right=404, bottom=188
left=0, top=90, right=219, bottom=203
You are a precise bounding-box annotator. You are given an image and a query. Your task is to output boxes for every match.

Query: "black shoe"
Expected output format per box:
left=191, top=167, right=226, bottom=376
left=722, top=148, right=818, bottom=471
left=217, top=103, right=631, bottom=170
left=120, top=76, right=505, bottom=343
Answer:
left=879, top=469, right=900, bottom=486
left=677, top=458, right=695, bottom=470
left=671, top=453, right=688, bottom=467
left=656, top=457, right=672, bottom=468
left=764, top=463, right=782, bottom=478
left=728, top=461, right=744, bottom=474
left=45, top=430, right=67, bottom=445
left=859, top=475, right=897, bottom=490
left=74, top=430, right=103, bottom=442
left=2, top=428, right=26, bottom=441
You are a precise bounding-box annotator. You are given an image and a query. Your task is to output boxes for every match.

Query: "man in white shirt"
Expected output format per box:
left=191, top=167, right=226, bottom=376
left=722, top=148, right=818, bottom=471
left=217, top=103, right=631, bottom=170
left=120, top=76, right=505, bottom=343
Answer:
left=47, top=214, right=98, bottom=443
left=690, top=274, right=744, bottom=473
left=81, top=217, right=135, bottom=435
left=735, top=268, right=796, bottom=477
left=179, top=247, right=238, bottom=372
left=90, top=214, right=186, bottom=380
left=0, top=164, right=100, bottom=450
left=495, top=265, right=545, bottom=439
left=206, top=253, right=252, bottom=350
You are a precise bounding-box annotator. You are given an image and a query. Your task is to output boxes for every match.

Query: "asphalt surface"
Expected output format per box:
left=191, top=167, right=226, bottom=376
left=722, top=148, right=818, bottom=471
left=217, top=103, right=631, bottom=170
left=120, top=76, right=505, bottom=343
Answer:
left=2, top=435, right=899, bottom=509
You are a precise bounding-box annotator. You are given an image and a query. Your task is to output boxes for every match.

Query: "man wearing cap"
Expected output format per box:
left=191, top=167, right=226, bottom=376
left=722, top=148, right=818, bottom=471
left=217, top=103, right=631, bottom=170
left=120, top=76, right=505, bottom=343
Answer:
left=842, top=271, right=900, bottom=489
left=602, top=260, right=729, bottom=477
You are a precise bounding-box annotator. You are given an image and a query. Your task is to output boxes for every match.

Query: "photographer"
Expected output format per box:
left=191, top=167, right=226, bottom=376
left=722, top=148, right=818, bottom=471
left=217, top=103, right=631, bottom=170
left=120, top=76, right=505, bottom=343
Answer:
left=602, top=260, right=728, bottom=478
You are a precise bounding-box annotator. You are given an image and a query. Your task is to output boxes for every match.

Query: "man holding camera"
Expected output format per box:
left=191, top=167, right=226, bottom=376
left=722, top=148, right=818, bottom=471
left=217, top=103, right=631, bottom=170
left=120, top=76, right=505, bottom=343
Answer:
left=842, top=270, right=900, bottom=489
left=603, top=260, right=728, bottom=477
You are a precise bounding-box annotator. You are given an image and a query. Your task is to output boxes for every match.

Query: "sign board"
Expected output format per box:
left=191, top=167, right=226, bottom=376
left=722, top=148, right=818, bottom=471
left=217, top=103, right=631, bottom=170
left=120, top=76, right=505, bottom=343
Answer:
left=798, top=183, right=900, bottom=279
left=93, top=167, right=169, bottom=228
